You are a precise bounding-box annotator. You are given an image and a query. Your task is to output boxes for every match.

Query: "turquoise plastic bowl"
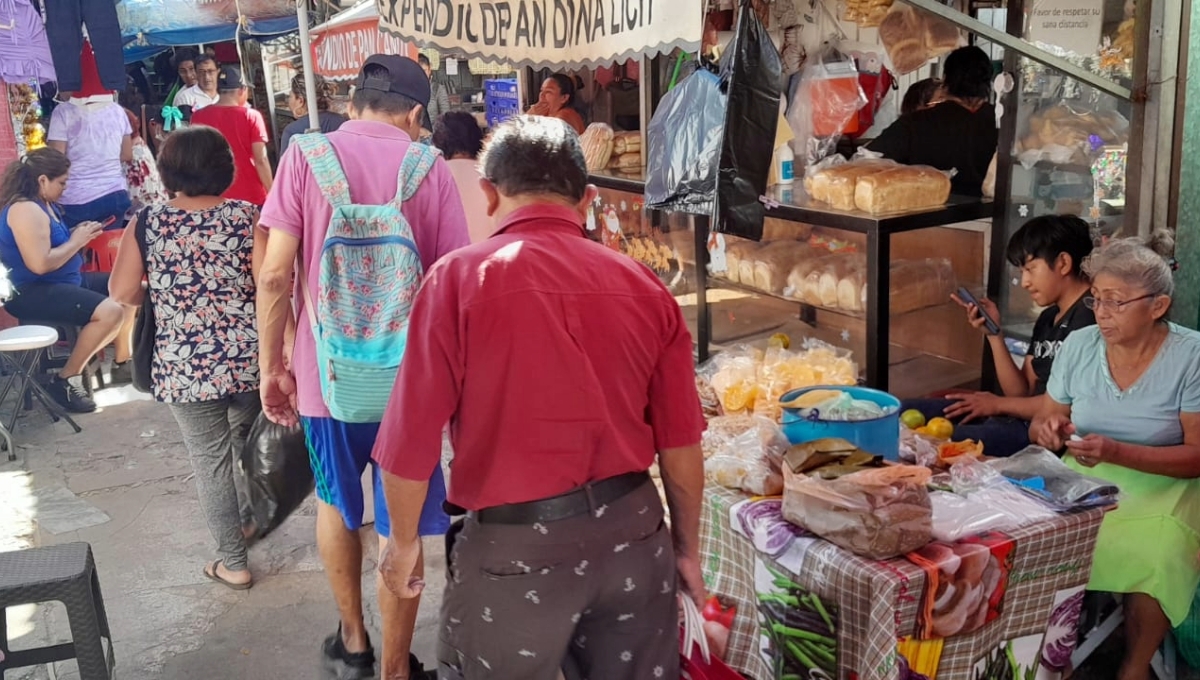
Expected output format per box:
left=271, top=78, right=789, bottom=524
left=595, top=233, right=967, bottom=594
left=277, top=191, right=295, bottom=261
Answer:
left=779, top=386, right=902, bottom=461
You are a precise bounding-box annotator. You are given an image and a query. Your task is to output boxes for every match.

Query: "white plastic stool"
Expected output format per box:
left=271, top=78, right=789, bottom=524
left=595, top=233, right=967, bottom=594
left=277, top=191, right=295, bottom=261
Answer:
left=0, top=325, right=82, bottom=461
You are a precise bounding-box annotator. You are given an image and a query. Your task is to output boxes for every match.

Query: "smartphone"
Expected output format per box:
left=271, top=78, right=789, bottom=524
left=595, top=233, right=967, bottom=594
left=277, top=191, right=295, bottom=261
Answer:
left=101, top=216, right=117, bottom=228
left=955, top=287, right=1002, bottom=335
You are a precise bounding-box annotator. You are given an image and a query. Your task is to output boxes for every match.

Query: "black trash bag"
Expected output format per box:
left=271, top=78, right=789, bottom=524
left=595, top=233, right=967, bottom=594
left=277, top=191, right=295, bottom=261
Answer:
left=644, top=60, right=725, bottom=215
left=236, top=413, right=314, bottom=540
left=715, top=0, right=783, bottom=240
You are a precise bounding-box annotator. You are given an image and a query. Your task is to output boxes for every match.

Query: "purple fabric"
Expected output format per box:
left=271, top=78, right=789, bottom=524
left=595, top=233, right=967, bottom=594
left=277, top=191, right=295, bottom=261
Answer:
left=0, top=0, right=56, bottom=84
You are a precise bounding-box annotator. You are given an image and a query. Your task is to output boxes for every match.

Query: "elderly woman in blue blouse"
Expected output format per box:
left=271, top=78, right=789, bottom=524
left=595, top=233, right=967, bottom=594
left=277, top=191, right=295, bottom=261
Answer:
left=1030, top=236, right=1200, bottom=680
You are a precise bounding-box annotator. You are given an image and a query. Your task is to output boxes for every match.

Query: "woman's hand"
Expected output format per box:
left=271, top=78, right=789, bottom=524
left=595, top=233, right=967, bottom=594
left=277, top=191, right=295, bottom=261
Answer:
left=944, top=391, right=1001, bottom=422
left=527, top=101, right=551, bottom=116
left=1031, top=413, right=1074, bottom=451
left=950, top=293, right=1001, bottom=335
left=1065, top=434, right=1120, bottom=468
left=69, top=221, right=104, bottom=249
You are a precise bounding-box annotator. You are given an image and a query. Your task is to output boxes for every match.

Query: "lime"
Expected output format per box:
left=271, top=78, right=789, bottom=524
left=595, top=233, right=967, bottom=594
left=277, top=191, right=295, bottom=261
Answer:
left=900, top=409, right=927, bottom=430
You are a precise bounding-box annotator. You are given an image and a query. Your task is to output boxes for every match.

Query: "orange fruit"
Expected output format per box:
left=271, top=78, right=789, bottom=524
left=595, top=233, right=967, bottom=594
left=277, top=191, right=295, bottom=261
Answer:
left=927, top=417, right=954, bottom=440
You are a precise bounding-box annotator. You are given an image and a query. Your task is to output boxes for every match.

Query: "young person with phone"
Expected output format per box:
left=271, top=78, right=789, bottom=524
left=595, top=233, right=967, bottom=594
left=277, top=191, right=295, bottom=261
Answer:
left=902, top=214, right=1096, bottom=456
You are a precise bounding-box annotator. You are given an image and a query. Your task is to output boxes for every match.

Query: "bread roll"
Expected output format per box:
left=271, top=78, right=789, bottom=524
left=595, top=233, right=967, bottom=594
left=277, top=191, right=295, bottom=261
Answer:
left=853, top=165, right=952, bottom=214
left=615, top=151, right=642, bottom=169
left=786, top=258, right=824, bottom=300
left=808, top=160, right=897, bottom=210
left=816, top=253, right=865, bottom=308
left=923, top=14, right=962, bottom=56
left=723, top=239, right=763, bottom=283
left=837, top=262, right=867, bottom=312
left=753, top=242, right=816, bottom=294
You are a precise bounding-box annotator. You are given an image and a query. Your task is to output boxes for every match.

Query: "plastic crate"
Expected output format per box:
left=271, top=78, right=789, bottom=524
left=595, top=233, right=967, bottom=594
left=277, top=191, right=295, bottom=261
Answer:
left=484, top=78, right=520, bottom=127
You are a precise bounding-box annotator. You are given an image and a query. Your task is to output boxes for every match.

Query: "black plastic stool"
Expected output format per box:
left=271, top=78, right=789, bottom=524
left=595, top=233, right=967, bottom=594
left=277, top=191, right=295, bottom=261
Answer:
left=0, top=543, right=115, bottom=679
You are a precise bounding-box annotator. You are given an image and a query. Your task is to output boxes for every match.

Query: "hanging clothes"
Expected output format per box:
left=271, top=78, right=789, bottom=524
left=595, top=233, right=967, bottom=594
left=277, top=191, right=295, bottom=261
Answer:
left=0, top=0, right=56, bottom=85
left=44, top=0, right=124, bottom=92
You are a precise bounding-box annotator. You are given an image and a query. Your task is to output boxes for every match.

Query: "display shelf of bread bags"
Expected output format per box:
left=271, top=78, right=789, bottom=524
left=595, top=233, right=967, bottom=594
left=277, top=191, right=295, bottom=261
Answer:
left=591, top=170, right=992, bottom=395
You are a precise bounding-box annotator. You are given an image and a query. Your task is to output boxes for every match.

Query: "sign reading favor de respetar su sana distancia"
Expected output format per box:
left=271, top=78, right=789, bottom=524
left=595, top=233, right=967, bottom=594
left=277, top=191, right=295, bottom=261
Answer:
left=375, top=0, right=701, bottom=68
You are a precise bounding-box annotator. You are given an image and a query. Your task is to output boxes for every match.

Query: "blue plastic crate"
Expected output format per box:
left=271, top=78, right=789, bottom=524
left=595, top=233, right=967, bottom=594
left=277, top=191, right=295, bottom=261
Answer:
left=485, top=78, right=520, bottom=127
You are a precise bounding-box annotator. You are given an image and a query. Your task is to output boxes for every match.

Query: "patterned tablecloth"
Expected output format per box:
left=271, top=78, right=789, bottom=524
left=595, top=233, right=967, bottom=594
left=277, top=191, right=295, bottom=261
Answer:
left=699, top=486, right=1107, bottom=680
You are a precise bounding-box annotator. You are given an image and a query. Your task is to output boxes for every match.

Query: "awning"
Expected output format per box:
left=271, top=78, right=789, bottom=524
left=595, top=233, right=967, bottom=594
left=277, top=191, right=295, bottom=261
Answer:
left=118, top=0, right=299, bottom=53
left=376, top=0, right=702, bottom=69
left=311, top=0, right=419, bottom=81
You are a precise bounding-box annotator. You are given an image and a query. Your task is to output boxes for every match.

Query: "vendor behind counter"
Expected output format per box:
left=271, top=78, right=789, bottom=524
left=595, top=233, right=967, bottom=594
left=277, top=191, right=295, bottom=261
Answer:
left=868, top=46, right=998, bottom=197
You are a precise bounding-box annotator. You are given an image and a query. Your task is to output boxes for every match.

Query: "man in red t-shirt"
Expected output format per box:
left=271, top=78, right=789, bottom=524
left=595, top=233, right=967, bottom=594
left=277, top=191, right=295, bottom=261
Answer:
left=190, top=66, right=272, bottom=206
left=373, top=116, right=708, bottom=679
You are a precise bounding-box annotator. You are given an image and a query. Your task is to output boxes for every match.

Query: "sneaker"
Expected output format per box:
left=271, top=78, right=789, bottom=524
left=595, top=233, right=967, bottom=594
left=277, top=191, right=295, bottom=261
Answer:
left=321, top=624, right=376, bottom=680
left=108, top=361, right=133, bottom=386
left=49, top=375, right=96, bottom=414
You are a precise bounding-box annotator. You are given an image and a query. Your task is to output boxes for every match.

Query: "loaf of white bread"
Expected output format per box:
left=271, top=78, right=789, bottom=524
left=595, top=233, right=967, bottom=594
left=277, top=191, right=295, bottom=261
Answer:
left=879, top=4, right=963, bottom=74
left=806, top=159, right=898, bottom=211
left=854, top=165, right=952, bottom=215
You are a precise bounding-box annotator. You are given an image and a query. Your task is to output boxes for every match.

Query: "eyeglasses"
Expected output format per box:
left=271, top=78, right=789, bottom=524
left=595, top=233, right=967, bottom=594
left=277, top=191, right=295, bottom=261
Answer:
left=1083, top=294, right=1157, bottom=312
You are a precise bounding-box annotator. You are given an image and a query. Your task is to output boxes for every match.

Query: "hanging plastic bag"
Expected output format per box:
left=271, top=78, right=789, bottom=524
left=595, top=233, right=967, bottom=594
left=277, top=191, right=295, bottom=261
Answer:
left=644, top=62, right=725, bottom=216
left=786, top=41, right=867, bottom=174
left=714, top=0, right=783, bottom=240
left=237, top=413, right=314, bottom=540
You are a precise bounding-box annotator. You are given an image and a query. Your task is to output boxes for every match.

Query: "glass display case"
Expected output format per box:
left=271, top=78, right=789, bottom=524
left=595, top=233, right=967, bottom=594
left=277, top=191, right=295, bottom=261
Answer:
left=590, top=172, right=993, bottom=398
left=991, top=0, right=1140, bottom=341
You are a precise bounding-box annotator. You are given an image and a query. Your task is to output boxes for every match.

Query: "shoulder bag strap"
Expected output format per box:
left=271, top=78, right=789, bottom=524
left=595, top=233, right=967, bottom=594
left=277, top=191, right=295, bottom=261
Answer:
left=294, top=133, right=353, bottom=209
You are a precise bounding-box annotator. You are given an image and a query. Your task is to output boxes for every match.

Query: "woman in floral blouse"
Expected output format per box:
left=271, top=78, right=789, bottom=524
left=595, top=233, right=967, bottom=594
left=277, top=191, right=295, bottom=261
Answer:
left=122, top=107, right=168, bottom=215
left=110, top=125, right=265, bottom=589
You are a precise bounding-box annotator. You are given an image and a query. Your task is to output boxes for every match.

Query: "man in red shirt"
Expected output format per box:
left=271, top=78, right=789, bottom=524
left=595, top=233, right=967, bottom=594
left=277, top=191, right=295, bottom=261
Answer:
left=373, top=116, right=708, bottom=679
left=190, top=66, right=272, bottom=206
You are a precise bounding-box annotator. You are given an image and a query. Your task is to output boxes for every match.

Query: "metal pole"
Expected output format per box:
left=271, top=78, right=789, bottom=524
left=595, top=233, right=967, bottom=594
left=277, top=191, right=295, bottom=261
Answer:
left=296, top=0, right=320, bottom=132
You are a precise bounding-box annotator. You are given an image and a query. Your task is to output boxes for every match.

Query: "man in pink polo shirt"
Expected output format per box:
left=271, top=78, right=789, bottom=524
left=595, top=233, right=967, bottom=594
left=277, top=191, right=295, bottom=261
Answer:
left=256, top=55, right=469, bottom=680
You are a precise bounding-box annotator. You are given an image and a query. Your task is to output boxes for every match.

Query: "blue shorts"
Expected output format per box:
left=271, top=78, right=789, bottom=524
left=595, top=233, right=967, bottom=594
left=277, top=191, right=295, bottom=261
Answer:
left=301, top=416, right=450, bottom=538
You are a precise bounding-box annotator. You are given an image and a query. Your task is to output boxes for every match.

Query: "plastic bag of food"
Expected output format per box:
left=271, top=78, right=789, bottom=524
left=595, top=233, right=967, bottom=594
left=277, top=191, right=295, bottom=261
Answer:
left=786, top=41, right=867, bottom=172
left=702, top=414, right=759, bottom=459
left=706, top=346, right=765, bottom=415
left=988, top=446, right=1120, bottom=510
left=706, top=416, right=787, bottom=496
left=237, top=413, right=315, bottom=540
left=900, top=425, right=940, bottom=467
left=782, top=464, right=933, bottom=559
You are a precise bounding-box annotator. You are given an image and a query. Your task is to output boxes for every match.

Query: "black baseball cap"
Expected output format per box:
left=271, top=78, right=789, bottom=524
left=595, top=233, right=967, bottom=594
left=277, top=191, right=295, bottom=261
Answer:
left=217, top=65, right=245, bottom=91
left=356, top=54, right=431, bottom=110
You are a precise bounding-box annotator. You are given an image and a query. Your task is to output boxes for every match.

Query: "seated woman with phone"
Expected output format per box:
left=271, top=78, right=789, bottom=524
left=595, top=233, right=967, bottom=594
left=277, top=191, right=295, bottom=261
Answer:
left=901, top=215, right=1095, bottom=456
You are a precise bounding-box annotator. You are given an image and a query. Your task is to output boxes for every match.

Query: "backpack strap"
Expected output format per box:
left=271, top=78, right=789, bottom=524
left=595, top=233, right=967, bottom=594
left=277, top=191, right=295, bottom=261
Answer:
left=391, top=144, right=441, bottom=208
left=294, top=133, right=352, bottom=209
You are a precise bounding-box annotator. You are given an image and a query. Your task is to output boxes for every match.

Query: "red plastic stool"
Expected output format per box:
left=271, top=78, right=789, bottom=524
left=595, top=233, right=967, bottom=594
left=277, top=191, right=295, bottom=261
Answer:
left=81, top=230, right=124, bottom=274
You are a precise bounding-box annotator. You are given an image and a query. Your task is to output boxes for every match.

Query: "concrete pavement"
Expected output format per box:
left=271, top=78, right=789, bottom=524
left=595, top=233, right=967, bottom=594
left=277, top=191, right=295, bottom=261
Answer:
left=0, top=385, right=445, bottom=680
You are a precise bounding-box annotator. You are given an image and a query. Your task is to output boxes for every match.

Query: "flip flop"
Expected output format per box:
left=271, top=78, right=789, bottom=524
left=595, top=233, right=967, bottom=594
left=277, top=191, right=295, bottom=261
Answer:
left=203, top=559, right=253, bottom=591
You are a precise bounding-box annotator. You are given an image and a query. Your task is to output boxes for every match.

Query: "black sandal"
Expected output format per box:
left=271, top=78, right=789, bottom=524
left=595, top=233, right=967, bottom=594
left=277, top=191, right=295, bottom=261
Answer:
left=202, top=559, right=252, bottom=591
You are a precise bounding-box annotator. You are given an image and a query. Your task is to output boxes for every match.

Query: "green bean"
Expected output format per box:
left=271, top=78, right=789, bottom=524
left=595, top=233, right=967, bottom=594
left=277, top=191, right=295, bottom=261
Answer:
left=785, top=640, right=819, bottom=670
left=771, top=623, right=836, bottom=645
left=759, top=593, right=801, bottom=607
left=809, top=593, right=836, bottom=634
left=801, top=638, right=836, bottom=668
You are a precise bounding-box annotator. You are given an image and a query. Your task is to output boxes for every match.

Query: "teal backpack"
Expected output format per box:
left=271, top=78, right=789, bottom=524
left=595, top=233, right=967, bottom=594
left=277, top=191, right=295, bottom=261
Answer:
left=293, top=133, right=439, bottom=423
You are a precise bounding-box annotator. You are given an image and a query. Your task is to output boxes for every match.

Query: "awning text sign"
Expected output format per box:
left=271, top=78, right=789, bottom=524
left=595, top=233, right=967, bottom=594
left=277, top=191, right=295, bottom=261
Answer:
left=312, top=18, right=419, bottom=80
left=376, top=0, right=701, bottom=68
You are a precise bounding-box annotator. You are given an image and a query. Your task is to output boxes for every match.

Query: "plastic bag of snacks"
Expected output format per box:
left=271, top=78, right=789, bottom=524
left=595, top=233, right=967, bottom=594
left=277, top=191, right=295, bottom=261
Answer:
left=783, top=464, right=933, bottom=559
left=706, top=416, right=788, bottom=496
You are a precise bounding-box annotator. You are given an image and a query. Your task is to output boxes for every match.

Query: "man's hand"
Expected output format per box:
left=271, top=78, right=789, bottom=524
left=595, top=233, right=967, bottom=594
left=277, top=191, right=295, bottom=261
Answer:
left=951, top=293, right=1002, bottom=336
left=1064, top=433, right=1120, bottom=468
left=1031, top=413, right=1073, bottom=451
left=676, top=552, right=707, bottom=610
left=379, top=535, right=425, bottom=599
left=944, top=391, right=1001, bottom=423
left=260, top=370, right=298, bottom=427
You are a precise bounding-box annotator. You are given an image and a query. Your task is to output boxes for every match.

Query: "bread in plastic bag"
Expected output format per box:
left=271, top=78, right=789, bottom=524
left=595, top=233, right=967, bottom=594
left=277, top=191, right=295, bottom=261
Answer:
left=706, top=416, right=788, bottom=496
left=782, top=464, right=933, bottom=559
